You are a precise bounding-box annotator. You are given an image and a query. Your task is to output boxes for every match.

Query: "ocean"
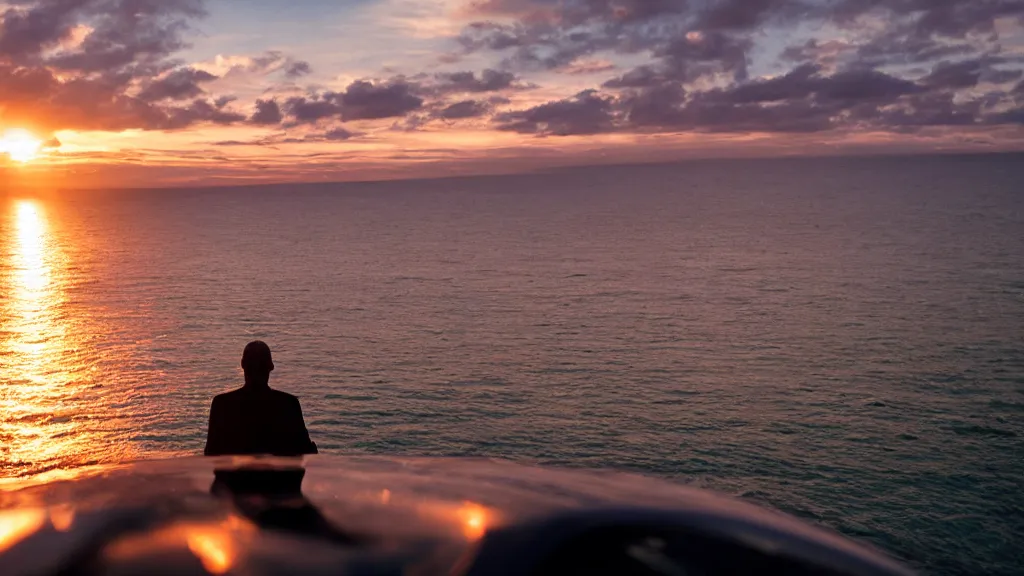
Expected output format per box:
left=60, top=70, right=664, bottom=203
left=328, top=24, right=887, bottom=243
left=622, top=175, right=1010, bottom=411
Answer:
left=1, top=154, right=1022, bottom=574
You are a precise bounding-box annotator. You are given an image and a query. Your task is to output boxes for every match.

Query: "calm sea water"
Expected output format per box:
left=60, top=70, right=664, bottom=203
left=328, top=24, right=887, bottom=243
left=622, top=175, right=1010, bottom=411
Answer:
left=2, top=155, right=1023, bottom=574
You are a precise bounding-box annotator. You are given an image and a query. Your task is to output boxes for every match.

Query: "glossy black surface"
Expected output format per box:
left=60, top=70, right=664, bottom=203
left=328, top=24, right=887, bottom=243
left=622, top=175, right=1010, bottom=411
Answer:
left=0, top=456, right=915, bottom=575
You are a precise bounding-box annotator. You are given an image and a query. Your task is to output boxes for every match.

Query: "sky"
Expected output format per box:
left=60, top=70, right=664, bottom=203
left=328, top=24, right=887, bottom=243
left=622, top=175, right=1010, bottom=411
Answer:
left=1, top=0, right=1023, bottom=188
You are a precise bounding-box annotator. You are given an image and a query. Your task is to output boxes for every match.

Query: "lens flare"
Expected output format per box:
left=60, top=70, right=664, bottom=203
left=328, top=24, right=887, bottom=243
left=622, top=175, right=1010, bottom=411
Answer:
left=103, top=515, right=254, bottom=574
left=0, top=509, right=47, bottom=553
left=185, top=529, right=236, bottom=574
left=456, top=502, right=491, bottom=540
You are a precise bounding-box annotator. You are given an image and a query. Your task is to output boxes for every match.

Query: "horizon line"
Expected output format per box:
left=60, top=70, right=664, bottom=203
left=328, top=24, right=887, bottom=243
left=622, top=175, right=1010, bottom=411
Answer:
left=3, top=148, right=1022, bottom=195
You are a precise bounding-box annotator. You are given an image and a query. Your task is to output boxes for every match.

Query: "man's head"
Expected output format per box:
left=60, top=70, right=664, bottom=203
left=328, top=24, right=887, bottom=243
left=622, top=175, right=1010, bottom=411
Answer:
left=241, top=340, right=274, bottom=377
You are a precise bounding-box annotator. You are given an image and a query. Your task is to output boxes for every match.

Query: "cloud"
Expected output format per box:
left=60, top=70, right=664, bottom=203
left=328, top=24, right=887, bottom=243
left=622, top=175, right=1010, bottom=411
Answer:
left=921, top=58, right=1005, bottom=90
left=456, top=21, right=529, bottom=52
left=4, top=0, right=1024, bottom=164
left=0, top=0, right=246, bottom=133
left=212, top=125, right=359, bottom=147
left=163, top=99, right=246, bottom=129
left=460, top=0, right=1023, bottom=140
left=465, top=0, right=688, bottom=26
left=250, top=99, right=283, bottom=125
left=337, top=79, right=424, bottom=120
left=211, top=139, right=264, bottom=147
left=807, top=68, right=925, bottom=103
left=395, top=94, right=513, bottom=130
left=695, top=0, right=800, bottom=32
left=866, top=91, right=982, bottom=129
left=248, top=51, right=287, bottom=73
left=279, top=78, right=425, bottom=126
left=436, top=99, right=491, bottom=119
left=854, top=35, right=981, bottom=68
left=455, top=0, right=1024, bottom=81
left=456, top=0, right=755, bottom=73
left=652, top=91, right=838, bottom=133
left=655, top=31, right=752, bottom=82
left=322, top=127, right=354, bottom=140
left=781, top=39, right=854, bottom=67
left=283, top=95, right=343, bottom=124
left=984, top=68, right=1023, bottom=85
left=817, top=1, right=1024, bottom=70
left=827, top=0, right=1024, bottom=39
left=603, top=65, right=666, bottom=89
left=214, top=95, right=237, bottom=108
left=2, top=0, right=205, bottom=66
left=618, top=80, right=688, bottom=127
left=0, top=2, right=319, bottom=135
left=709, top=63, right=822, bottom=104
left=284, top=60, right=312, bottom=78
left=611, top=69, right=917, bottom=134
left=495, top=89, right=616, bottom=135
left=138, top=67, right=218, bottom=102
left=197, top=51, right=305, bottom=78
left=41, top=0, right=206, bottom=73
left=502, top=60, right=1024, bottom=136
left=455, top=20, right=633, bottom=71
left=0, top=60, right=243, bottom=132
left=435, top=68, right=519, bottom=92
left=0, top=0, right=82, bottom=61
left=601, top=31, right=752, bottom=89
left=456, top=2, right=764, bottom=82
left=557, top=59, right=616, bottom=75
left=651, top=66, right=922, bottom=130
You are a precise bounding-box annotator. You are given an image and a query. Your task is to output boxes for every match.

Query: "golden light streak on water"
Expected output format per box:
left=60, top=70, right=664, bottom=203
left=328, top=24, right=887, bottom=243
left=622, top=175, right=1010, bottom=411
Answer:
left=0, top=200, right=135, bottom=477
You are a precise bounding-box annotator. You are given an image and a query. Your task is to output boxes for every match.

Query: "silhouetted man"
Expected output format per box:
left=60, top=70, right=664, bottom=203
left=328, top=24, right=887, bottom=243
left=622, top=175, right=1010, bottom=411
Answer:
left=204, top=341, right=318, bottom=456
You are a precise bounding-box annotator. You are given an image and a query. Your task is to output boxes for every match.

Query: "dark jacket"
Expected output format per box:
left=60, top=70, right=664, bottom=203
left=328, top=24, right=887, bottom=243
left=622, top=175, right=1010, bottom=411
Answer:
left=204, top=387, right=318, bottom=456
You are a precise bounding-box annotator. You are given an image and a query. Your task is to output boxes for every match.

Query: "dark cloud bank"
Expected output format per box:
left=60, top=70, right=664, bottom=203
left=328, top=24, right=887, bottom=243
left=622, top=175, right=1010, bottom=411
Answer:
left=463, top=0, right=1024, bottom=136
left=0, top=0, right=311, bottom=133
left=2, top=0, right=1023, bottom=142
left=0, top=0, right=239, bottom=132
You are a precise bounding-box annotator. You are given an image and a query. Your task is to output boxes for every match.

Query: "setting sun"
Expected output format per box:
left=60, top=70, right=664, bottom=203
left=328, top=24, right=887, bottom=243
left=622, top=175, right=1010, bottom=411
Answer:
left=0, top=129, right=42, bottom=163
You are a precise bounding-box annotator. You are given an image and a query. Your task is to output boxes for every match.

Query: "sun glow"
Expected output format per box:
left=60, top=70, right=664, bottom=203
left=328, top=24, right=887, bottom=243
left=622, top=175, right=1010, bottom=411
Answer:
left=103, top=516, right=255, bottom=574
left=455, top=501, right=492, bottom=540
left=0, top=129, right=43, bottom=163
left=0, top=509, right=47, bottom=553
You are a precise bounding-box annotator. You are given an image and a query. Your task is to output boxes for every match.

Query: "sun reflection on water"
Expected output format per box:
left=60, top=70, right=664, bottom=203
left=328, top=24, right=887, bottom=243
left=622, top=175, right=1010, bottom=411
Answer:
left=0, top=200, right=134, bottom=477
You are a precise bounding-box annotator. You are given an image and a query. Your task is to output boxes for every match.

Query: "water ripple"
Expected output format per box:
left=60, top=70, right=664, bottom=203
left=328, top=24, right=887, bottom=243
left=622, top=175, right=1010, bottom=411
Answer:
left=2, top=157, right=1024, bottom=574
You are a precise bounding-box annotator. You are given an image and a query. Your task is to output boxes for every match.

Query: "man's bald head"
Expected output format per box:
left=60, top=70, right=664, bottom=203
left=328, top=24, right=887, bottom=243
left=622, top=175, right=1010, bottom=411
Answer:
left=241, top=340, right=274, bottom=375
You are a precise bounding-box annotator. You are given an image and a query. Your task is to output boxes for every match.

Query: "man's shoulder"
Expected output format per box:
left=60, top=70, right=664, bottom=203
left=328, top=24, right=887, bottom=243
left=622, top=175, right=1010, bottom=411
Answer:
left=211, top=388, right=246, bottom=404
left=268, top=388, right=301, bottom=403
left=211, top=387, right=301, bottom=407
